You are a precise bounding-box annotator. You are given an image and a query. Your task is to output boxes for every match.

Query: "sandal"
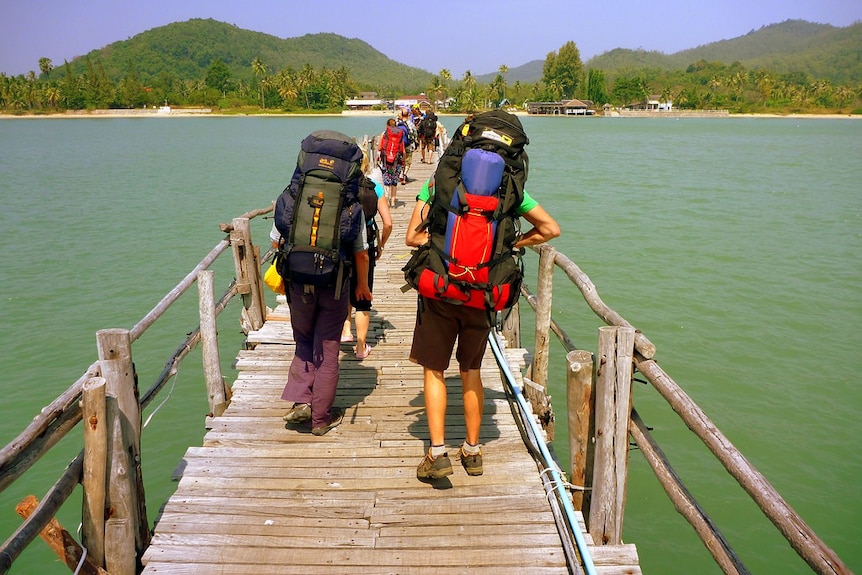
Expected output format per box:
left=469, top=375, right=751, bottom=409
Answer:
left=355, top=343, right=371, bottom=360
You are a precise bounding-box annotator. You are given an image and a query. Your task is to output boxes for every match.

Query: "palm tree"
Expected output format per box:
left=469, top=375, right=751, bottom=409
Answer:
left=498, top=64, right=509, bottom=102
left=755, top=71, right=773, bottom=107
left=834, top=85, right=854, bottom=107
left=298, top=64, right=315, bottom=109
left=45, top=85, right=61, bottom=108
left=428, top=76, right=445, bottom=112
left=251, top=57, right=267, bottom=108
left=39, top=58, right=53, bottom=79
left=462, top=70, right=476, bottom=94
left=438, top=69, right=452, bottom=109
left=275, top=70, right=297, bottom=107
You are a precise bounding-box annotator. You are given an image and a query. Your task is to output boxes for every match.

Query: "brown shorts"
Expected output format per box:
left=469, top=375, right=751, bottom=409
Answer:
left=409, top=298, right=492, bottom=372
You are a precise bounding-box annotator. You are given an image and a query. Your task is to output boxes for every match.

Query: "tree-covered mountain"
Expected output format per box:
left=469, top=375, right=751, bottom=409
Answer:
left=8, top=17, right=859, bottom=114
left=478, top=20, right=861, bottom=85
left=52, top=18, right=433, bottom=90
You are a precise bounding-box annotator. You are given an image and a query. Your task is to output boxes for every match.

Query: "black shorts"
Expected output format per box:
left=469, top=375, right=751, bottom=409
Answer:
left=409, top=298, right=492, bottom=372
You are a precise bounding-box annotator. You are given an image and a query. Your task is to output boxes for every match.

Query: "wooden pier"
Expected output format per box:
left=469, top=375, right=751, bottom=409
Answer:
left=139, top=159, right=641, bottom=574
left=3, top=143, right=852, bottom=575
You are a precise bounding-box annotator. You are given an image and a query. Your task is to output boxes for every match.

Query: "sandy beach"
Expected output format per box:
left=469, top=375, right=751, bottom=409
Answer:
left=1, top=109, right=859, bottom=120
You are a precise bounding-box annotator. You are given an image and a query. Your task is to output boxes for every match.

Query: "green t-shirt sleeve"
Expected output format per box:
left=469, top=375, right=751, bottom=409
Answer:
left=418, top=179, right=432, bottom=202
left=419, top=178, right=538, bottom=214
left=517, top=191, right=538, bottom=215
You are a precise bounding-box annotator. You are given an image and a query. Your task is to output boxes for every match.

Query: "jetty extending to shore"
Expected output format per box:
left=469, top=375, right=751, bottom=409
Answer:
left=0, top=139, right=851, bottom=575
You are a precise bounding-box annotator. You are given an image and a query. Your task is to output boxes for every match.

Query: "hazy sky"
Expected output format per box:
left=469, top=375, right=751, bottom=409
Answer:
left=2, top=0, right=860, bottom=78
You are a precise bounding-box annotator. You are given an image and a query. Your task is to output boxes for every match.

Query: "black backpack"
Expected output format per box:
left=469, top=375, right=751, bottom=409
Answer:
left=357, top=175, right=379, bottom=249
left=402, top=110, right=529, bottom=312
left=421, top=115, right=437, bottom=139
left=274, top=130, right=364, bottom=298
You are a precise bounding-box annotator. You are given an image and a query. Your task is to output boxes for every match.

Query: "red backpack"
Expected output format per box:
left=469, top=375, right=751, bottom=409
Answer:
left=380, top=125, right=404, bottom=164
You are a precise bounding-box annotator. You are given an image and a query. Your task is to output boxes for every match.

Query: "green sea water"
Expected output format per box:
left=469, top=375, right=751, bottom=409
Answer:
left=1, top=115, right=859, bottom=574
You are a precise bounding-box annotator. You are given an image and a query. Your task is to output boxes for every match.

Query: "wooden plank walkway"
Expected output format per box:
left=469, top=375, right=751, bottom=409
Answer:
left=141, top=156, right=641, bottom=574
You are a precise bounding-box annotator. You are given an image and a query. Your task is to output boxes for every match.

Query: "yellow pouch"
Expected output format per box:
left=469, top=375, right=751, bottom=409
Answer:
left=264, top=260, right=285, bottom=294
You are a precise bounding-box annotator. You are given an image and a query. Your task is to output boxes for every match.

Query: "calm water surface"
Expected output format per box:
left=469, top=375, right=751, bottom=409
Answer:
left=1, top=115, right=859, bottom=574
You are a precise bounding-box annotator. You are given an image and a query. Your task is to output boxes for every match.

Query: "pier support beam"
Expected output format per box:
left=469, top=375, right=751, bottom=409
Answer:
left=589, top=325, right=635, bottom=545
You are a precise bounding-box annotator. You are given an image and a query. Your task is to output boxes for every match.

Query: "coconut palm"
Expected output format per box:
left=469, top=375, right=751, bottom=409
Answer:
left=251, top=57, right=267, bottom=108
left=39, top=58, right=53, bottom=79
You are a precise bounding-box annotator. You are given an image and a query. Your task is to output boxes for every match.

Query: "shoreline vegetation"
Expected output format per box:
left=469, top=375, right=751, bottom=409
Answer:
left=1, top=108, right=859, bottom=120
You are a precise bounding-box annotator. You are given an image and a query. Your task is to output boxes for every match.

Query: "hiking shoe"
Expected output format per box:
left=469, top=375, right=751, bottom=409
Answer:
left=416, top=450, right=453, bottom=480
left=282, top=403, right=311, bottom=423
left=459, top=446, right=483, bottom=476
left=311, top=407, right=344, bottom=436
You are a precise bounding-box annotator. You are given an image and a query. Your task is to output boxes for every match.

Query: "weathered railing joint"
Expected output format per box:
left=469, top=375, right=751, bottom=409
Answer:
left=566, top=349, right=595, bottom=512
left=230, top=217, right=265, bottom=332
left=198, top=270, right=227, bottom=417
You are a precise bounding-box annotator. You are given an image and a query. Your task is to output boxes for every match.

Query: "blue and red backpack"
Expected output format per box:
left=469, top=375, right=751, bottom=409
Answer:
left=402, top=110, right=530, bottom=312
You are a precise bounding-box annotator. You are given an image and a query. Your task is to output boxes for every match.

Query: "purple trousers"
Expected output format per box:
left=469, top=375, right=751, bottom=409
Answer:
left=281, top=280, right=351, bottom=428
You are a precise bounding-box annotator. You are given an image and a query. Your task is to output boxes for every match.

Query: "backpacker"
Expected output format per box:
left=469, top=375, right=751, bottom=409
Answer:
left=402, top=110, right=530, bottom=312
left=274, top=130, right=364, bottom=298
left=380, top=125, right=403, bottom=164
left=398, top=119, right=417, bottom=153
left=420, top=113, right=437, bottom=139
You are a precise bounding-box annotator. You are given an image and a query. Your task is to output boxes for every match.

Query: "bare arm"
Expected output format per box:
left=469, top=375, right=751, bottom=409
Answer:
left=405, top=200, right=430, bottom=247
left=515, top=204, right=561, bottom=248
left=375, top=196, right=393, bottom=258
left=353, top=250, right=372, bottom=301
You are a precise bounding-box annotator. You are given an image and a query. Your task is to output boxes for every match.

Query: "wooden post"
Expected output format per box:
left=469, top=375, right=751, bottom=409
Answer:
left=81, top=376, right=107, bottom=567
left=589, top=325, right=635, bottom=545
left=500, top=302, right=520, bottom=348
left=230, top=216, right=265, bottom=332
left=566, top=349, right=594, bottom=511
left=198, top=270, right=227, bottom=417
left=96, top=329, right=146, bottom=572
left=532, top=244, right=556, bottom=392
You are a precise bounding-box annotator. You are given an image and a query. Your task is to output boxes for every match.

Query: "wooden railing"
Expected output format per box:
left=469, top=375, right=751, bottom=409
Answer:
left=509, top=244, right=851, bottom=575
left=0, top=206, right=851, bottom=575
left=0, top=211, right=271, bottom=575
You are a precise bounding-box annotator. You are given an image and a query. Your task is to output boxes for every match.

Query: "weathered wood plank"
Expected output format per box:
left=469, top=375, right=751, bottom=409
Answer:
left=141, top=158, right=639, bottom=574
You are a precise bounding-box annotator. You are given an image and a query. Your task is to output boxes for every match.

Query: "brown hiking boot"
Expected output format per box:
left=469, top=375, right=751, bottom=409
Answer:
left=459, top=446, right=483, bottom=476
left=311, top=407, right=344, bottom=436
left=416, top=449, right=453, bottom=480
left=282, top=403, right=311, bottom=423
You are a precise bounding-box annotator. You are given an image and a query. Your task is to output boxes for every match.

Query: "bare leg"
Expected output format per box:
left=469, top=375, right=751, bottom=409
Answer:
left=354, top=310, right=370, bottom=350
left=424, top=367, right=447, bottom=447
left=460, top=368, right=484, bottom=446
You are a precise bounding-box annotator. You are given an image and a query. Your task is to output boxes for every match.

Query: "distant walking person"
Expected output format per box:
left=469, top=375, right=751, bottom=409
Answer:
left=378, top=117, right=405, bottom=207
left=342, top=154, right=393, bottom=359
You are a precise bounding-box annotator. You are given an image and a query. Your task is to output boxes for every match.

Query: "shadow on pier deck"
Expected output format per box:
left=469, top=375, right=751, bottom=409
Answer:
left=140, top=159, right=641, bottom=575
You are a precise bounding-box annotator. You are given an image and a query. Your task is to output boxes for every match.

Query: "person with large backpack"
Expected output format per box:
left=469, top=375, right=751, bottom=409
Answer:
left=402, top=111, right=560, bottom=480
left=272, top=129, right=372, bottom=436
left=378, top=117, right=405, bottom=207
left=419, top=111, right=438, bottom=163
left=397, top=107, right=418, bottom=183
left=341, top=153, right=393, bottom=359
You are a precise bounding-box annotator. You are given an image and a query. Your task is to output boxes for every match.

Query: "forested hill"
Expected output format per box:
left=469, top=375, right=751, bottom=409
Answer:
left=482, top=20, right=862, bottom=85
left=47, top=17, right=861, bottom=89
left=52, top=18, right=433, bottom=89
